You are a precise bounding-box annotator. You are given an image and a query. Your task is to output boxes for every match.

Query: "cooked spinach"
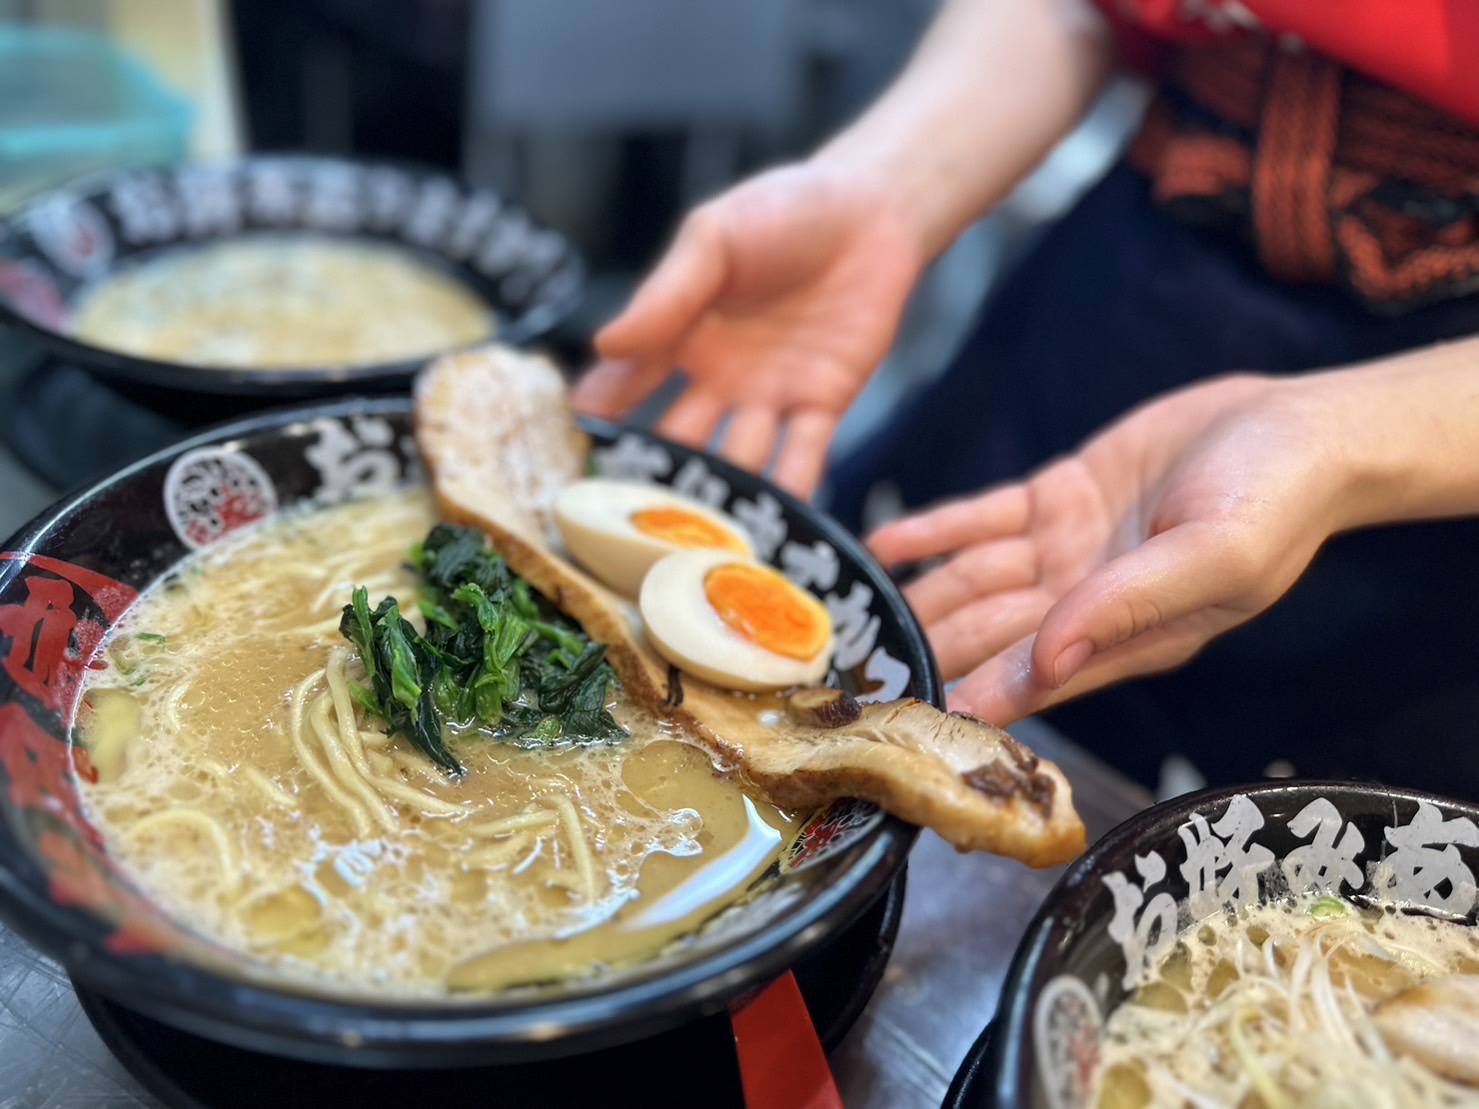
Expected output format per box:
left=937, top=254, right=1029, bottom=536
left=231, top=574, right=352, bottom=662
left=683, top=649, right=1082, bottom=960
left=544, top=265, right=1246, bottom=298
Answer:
left=339, top=524, right=625, bottom=775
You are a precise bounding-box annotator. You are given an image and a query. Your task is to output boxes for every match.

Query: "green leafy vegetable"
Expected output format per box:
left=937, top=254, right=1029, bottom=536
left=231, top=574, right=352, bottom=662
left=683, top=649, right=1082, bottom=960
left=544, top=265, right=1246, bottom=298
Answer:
left=339, top=525, right=625, bottom=775
left=1308, top=895, right=1348, bottom=919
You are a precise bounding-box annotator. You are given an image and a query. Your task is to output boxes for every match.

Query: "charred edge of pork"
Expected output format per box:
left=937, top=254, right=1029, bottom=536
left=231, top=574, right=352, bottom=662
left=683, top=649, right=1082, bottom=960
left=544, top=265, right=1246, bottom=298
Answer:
left=998, top=733, right=1040, bottom=774
left=961, top=760, right=1056, bottom=817
left=960, top=733, right=1055, bottom=819
left=664, top=665, right=685, bottom=708
left=786, top=687, right=863, bottom=729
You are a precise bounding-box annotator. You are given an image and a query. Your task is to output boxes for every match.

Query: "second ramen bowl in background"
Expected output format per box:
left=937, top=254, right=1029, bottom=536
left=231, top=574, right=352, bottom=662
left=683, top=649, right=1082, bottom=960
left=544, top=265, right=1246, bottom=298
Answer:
left=0, top=155, right=582, bottom=396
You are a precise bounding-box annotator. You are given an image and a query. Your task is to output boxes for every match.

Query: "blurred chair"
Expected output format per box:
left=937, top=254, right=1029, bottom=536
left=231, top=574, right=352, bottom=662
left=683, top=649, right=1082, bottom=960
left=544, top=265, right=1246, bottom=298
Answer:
left=466, top=0, right=800, bottom=211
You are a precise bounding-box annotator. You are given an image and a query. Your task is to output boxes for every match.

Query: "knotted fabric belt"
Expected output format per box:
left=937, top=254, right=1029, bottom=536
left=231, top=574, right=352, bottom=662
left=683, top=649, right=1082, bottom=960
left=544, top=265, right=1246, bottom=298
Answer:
left=1128, top=37, right=1479, bottom=312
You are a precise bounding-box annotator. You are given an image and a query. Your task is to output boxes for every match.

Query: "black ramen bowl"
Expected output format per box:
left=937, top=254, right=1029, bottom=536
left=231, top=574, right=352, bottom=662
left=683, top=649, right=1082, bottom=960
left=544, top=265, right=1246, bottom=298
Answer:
left=0, top=155, right=581, bottom=396
left=971, top=780, right=1479, bottom=1107
left=0, top=395, right=925, bottom=1068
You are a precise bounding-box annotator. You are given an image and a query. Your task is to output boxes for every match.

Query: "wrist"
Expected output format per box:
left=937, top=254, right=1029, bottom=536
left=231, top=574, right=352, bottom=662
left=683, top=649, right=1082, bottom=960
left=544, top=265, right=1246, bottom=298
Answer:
left=810, top=0, right=1114, bottom=263
left=807, top=137, right=940, bottom=267
left=1289, top=338, right=1479, bottom=532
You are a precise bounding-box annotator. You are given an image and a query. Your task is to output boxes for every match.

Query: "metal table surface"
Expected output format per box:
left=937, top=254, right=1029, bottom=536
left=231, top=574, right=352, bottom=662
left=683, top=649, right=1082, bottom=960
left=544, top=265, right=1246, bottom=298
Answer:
left=0, top=722, right=1149, bottom=1108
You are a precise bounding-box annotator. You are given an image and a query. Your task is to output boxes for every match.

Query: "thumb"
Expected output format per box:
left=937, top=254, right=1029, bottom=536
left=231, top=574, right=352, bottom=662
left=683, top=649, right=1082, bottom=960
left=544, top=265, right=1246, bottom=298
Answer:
left=1030, top=522, right=1270, bottom=689
left=594, top=209, right=728, bottom=359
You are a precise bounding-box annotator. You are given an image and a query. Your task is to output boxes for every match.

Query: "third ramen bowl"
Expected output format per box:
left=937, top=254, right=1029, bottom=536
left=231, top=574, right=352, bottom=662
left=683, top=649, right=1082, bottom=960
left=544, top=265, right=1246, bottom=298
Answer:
left=979, top=780, right=1479, bottom=1106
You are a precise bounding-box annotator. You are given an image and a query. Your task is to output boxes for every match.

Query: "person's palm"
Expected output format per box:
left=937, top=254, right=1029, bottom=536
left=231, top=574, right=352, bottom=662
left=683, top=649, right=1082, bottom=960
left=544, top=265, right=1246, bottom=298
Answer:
left=575, top=163, right=924, bottom=497
left=867, top=374, right=1348, bottom=724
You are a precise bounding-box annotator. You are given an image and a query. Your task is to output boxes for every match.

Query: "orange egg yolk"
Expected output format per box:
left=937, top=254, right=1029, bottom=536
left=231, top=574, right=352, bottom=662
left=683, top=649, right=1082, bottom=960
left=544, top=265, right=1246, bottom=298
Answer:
left=631, top=507, right=748, bottom=552
left=703, top=562, right=831, bottom=661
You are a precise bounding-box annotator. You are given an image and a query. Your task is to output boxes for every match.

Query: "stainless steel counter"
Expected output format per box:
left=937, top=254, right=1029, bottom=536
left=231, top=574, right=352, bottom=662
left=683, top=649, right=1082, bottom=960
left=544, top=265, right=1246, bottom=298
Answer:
left=0, top=720, right=1149, bottom=1108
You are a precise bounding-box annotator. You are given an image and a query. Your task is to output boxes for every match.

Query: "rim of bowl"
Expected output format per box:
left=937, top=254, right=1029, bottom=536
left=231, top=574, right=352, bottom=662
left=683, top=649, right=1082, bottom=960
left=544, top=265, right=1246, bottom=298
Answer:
left=0, top=394, right=927, bottom=1065
left=0, top=155, right=584, bottom=397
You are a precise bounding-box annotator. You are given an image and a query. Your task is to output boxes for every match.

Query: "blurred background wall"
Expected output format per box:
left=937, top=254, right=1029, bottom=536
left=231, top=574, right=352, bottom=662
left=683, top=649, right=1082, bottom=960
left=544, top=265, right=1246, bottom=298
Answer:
left=0, top=0, right=1143, bottom=521
left=228, top=0, right=957, bottom=340
left=226, top=0, right=1141, bottom=462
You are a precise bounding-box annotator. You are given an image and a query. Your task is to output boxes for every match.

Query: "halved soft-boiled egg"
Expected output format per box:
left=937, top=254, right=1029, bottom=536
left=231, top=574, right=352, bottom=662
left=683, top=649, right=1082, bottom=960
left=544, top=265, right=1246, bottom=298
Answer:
left=639, top=549, right=834, bottom=692
left=553, top=478, right=754, bottom=597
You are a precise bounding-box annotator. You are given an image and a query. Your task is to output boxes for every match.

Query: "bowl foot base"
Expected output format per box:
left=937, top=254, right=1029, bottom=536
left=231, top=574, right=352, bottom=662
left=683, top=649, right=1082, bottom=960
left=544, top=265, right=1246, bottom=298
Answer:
left=72, top=867, right=906, bottom=1108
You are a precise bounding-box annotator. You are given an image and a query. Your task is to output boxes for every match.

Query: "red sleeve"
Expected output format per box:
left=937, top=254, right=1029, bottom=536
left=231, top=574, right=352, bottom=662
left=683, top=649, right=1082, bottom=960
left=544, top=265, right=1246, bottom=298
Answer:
left=1257, top=1, right=1479, bottom=126
left=1088, top=0, right=1174, bottom=74
left=1091, top=0, right=1479, bottom=127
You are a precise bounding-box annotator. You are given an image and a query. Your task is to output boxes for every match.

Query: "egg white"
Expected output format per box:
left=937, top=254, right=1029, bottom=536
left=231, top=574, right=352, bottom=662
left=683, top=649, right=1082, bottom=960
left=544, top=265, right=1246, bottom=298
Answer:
left=639, top=549, right=833, bottom=692
left=553, top=478, right=753, bottom=598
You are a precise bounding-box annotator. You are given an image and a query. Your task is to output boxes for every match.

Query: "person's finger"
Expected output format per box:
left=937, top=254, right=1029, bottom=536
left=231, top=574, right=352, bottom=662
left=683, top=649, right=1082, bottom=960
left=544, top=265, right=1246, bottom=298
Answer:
left=901, top=537, right=1038, bottom=627
left=594, top=209, right=729, bottom=360
left=770, top=409, right=836, bottom=500
left=718, top=405, right=780, bottom=473
left=571, top=356, right=673, bottom=420
left=943, top=635, right=1036, bottom=725
left=921, top=588, right=1050, bottom=681
left=866, top=486, right=1030, bottom=566
left=946, top=623, right=1213, bottom=726
left=655, top=387, right=728, bottom=451
left=945, top=523, right=1283, bottom=725
left=1029, top=521, right=1273, bottom=689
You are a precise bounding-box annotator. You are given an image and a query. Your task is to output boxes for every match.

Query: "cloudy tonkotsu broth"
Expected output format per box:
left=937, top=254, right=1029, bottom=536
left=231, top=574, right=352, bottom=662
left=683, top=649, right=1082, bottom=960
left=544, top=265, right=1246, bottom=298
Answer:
left=72, top=237, right=493, bottom=370
left=73, top=490, right=803, bottom=995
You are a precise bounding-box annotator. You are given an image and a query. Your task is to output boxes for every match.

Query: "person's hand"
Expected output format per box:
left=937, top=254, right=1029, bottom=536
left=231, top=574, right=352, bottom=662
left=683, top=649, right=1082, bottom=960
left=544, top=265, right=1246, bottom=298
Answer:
left=574, top=162, right=925, bottom=498
left=574, top=0, right=1115, bottom=497
left=866, top=373, right=1357, bottom=724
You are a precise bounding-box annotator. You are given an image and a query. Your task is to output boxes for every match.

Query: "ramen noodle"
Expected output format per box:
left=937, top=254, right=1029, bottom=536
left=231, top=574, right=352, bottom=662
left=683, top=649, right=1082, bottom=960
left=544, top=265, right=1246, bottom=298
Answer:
left=1095, top=894, right=1479, bottom=1107
left=71, top=237, right=493, bottom=369
left=72, top=490, right=804, bottom=996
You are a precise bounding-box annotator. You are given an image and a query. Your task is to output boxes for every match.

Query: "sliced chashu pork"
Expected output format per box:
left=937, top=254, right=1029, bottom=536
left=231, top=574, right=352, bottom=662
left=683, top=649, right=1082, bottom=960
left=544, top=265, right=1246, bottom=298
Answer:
left=414, top=346, right=1087, bottom=867
left=1373, top=974, right=1479, bottom=1086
